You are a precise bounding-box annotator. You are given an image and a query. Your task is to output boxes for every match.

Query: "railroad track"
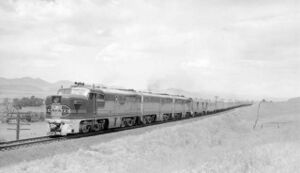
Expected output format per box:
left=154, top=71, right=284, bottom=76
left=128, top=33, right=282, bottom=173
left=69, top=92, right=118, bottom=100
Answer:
left=0, top=105, right=251, bottom=151
left=0, top=136, right=67, bottom=151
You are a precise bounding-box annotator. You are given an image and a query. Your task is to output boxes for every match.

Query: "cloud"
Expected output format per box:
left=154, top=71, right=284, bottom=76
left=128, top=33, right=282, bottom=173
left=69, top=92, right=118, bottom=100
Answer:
left=182, top=58, right=212, bottom=69
left=0, top=0, right=299, bottom=100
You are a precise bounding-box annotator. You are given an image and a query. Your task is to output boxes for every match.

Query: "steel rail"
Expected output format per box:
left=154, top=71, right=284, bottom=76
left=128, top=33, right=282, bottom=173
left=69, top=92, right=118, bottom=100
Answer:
left=0, top=136, right=66, bottom=151
left=0, top=136, right=50, bottom=145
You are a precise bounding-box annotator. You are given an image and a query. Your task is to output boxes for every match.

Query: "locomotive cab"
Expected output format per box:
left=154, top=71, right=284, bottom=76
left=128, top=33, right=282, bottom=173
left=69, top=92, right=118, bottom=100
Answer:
left=46, top=84, right=93, bottom=135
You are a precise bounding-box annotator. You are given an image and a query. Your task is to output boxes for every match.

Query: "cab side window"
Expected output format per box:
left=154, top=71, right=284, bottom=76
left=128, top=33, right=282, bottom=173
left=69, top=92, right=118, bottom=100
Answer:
left=97, top=94, right=105, bottom=107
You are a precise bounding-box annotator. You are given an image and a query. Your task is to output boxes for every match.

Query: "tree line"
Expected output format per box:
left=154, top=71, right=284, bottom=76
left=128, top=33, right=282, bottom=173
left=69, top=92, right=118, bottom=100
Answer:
left=3, top=96, right=44, bottom=108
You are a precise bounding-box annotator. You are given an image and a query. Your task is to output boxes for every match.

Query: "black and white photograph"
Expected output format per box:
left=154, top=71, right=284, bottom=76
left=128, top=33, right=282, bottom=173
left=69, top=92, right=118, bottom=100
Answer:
left=0, top=0, right=299, bottom=172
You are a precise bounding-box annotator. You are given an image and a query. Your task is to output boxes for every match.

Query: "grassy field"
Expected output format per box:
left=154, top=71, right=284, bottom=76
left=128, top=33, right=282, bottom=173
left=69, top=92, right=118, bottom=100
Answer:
left=0, top=101, right=299, bottom=172
left=0, top=105, right=46, bottom=141
left=0, top=122, right=49, bottom=141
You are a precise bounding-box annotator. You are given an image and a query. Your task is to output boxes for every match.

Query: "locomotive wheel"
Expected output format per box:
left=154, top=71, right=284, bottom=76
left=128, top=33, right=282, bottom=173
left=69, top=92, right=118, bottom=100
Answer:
left=93, top=123, right=101, bottom=132
left=129, top=118, right=136, bottom=126
left=127, top=119, right=133, bottom=126
left=150, top=116, right=155, bottom=123
left=145, top=116, right=151, bottom=124
left=164, top=114, right=169, bottom=121
left=81, top=125, right=91, bottom=133
left=145, top=115, right=155, bottom=124
left=150, top=116, right=155, bottom=124
left=132, top=117, right=137, bottom=126
left=123, top=120, right=127, bottom=127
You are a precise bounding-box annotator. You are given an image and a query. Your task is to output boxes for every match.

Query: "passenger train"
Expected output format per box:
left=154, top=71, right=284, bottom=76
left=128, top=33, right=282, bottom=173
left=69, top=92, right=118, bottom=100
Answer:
left=45, top=82, right=250, bottom=135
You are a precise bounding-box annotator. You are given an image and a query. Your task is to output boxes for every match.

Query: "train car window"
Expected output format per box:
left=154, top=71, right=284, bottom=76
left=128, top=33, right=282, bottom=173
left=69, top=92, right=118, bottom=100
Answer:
left=166, top=98, right=172, bottom=103
left=154, top=97, right=160, bottom=102
left=150, top=97, right=153, bottom=102
left=144, top=97, right=149, bottom=102
left=126, top=95, right=136, bottom=102
left=152, top=97, right=155, bottom=102
left=175, top=99, right=182, bottom=103
left=97, top=94, right=104, bottom=100
left=149, top=97, right=158, bottom=103
left=136, top=96, right=141, bottom=102
left=118, top=95, right=126, bottom=105
left=126, top=96, right=131, bottom=102
left=109, top=94, right=115, bottom=101
left=104, top=94, right=114, bottom=101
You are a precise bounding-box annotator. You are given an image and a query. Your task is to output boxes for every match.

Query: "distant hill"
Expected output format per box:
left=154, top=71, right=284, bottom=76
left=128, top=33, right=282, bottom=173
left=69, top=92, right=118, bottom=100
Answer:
left=0, top=77, right=73, bottom=99
left=287, top=97, right=300, bottom=103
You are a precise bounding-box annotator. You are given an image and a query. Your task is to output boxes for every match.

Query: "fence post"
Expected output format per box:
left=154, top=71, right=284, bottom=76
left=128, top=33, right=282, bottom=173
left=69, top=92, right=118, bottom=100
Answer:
left=7, top=112, right=31, bottom=140
left=16, top=112, right=20, bottom=140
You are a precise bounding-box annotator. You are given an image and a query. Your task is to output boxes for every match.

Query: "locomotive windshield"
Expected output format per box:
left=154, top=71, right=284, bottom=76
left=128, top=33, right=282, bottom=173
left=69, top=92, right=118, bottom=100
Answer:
left=57, top=88, right=89, bottom=96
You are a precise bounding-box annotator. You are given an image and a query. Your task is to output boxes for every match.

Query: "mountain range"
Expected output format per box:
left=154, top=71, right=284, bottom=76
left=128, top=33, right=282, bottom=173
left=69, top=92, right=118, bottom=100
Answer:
left=0, top=77, right=74, bottom=100
left=1, top=77, right=296, bottom=102
left=0, top=77, right=212, bottom=101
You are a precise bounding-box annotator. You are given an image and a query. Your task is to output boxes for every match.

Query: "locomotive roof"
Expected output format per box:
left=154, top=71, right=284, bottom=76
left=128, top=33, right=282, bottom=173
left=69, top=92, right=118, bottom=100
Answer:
left=141, top=92, right=190, bottom=100
left=71, top=85, right=190, bottom=100
left=100, top=88, right=190, bottom=100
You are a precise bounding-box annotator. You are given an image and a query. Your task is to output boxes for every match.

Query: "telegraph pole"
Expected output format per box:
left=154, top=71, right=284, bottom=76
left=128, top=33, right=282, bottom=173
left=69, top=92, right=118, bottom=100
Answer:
left=253, top=99, right=266, bottom=129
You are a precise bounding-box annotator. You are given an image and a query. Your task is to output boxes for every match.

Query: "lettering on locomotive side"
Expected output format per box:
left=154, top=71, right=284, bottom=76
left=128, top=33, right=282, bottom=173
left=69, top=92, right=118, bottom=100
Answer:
left=46, top=104, right=71, bottom=118
left=51, top=105, right=62, bottom=117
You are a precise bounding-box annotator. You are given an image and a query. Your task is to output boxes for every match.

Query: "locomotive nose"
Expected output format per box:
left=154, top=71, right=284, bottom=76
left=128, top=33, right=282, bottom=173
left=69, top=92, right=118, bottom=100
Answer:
left=46, top=95, right=71, bottom=118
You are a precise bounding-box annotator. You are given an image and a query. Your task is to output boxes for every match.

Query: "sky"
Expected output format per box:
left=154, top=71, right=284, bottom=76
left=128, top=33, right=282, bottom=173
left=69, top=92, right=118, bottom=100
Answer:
left=0, top=0, right=299, bottom=100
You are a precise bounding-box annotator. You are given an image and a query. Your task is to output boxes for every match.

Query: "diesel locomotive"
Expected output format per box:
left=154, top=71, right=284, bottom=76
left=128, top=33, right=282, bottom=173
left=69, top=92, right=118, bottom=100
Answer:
left=46, top=82, right=248, bottom=135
